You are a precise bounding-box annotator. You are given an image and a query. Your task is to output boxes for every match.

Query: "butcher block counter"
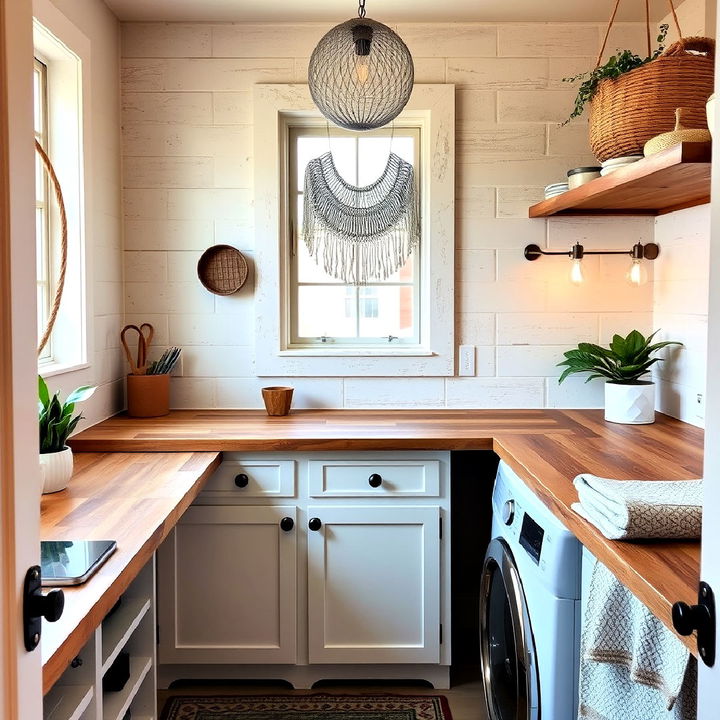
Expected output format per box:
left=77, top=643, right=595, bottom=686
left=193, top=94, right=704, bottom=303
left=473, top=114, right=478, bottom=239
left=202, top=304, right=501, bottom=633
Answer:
left=67, top=408, right=704, bottom=657
left=41, top=451, right=220, bottom=693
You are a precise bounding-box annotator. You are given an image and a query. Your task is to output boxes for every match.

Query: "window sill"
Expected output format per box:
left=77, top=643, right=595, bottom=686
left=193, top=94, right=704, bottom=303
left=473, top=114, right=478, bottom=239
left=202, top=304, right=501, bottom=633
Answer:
left=279, top=348, right=436, bottom=358
left=39, top=361, right=90, bottom=378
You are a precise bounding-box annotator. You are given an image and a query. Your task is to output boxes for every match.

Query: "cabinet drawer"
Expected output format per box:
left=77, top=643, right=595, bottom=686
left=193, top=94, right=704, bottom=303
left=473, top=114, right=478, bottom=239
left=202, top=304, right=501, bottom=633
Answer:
left=201, top=459, right=296, bottom=498
left=308, top=459, right=440, bottom=497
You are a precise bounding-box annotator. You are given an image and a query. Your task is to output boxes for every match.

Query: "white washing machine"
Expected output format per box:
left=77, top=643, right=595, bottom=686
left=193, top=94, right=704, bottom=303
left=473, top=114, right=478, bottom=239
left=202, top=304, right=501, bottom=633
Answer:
left=480, top=460, right=582, bottom=720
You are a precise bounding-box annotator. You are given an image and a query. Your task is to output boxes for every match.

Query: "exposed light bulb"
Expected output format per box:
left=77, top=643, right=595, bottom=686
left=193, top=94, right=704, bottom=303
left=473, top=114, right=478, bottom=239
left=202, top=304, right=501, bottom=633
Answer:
left=356, top=55, right=370, bottom=85
left=627, top=258, right=648, bottom=286
left=569, top=258, right=584, bottom=285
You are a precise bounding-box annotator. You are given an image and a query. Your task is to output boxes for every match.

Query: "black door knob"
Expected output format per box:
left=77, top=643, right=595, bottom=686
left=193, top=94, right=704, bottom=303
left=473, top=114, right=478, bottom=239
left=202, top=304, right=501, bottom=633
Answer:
left=309, top=517, right=322, bottom=531
left=368, top=473, right=383, bottom=488
left=280, top=517, right=294, bottom=532
left=672, top=581, right=716, bottom=667
left=32, top=588, right=64, bottom=623
left=234, top=473, right=249, bottom=488
left=673, top=600, right=711, bottom=636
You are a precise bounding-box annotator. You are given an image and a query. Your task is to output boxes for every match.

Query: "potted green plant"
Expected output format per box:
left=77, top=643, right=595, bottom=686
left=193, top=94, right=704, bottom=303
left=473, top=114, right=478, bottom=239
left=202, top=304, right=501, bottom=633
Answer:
left=38, top=376, right=95, bottom=494
left=557, top=330, right=682, bottom=425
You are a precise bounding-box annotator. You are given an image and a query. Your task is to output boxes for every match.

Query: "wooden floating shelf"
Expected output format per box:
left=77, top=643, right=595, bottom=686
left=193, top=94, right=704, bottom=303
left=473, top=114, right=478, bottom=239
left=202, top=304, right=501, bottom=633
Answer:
left=529, top=141, right=712, bottom=218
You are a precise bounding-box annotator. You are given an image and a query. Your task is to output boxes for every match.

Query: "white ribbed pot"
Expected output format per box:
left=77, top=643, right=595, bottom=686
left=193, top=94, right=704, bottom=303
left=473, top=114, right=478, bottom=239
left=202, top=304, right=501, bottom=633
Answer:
left=604, top=381, right=655, bottom=425
left=39, top=447, right=74, bottom=494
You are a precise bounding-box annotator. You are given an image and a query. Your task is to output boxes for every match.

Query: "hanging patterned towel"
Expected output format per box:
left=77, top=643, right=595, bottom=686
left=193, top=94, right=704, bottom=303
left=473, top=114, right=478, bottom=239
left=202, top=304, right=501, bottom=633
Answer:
left=571, top=474, right=702, bottom=540
left=302, top=151, right=420, bottom=285
left=579, top=556, right=697, bottom=720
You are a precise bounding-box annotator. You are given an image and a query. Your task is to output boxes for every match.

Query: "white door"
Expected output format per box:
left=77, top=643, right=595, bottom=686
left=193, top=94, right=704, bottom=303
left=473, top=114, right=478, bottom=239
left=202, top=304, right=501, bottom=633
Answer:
left=1, top=0, right=45, bottom=717
left=307, top=505, right=441, bottom=664
left=698, top=10, right=720, bottom=707
left=158, top=505, right=298, bottom=664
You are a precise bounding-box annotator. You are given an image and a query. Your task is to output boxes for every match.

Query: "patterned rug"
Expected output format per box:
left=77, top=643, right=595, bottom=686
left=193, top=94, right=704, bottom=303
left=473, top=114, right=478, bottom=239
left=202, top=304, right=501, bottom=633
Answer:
left=160, top=694, right=453, bottom=720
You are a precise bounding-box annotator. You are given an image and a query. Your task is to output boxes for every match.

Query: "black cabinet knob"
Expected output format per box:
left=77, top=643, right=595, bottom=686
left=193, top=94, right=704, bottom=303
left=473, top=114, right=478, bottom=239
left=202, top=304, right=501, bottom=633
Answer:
left=368, top=473, right=383, bottom=488
left=234, top=473, right=249, bottom=488
left=309, top=517, right=322, bottom=531
left=280, top=517, right=294, bottom=532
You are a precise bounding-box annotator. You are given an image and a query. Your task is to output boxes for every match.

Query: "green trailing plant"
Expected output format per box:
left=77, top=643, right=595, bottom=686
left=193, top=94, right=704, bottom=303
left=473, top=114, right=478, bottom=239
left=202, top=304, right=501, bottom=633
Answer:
left=562, top=24, right=669, bottom=124
left=557, top=329, right=682, bottom=385
left=38, top=376, right=95, bottom=454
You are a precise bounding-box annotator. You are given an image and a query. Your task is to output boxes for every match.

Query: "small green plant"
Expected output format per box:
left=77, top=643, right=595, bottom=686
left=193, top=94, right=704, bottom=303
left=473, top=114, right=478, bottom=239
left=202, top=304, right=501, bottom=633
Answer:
left=557, top=329, right=682, bottom=384
left=562, top=24, right=669, bottom=124
left=38, top=376, right=95, bottom=454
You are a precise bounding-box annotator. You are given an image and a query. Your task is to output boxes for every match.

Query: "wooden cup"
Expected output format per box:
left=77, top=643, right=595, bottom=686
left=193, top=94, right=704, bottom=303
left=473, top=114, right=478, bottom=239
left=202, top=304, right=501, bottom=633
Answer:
left=127, top=374, right=170, bottom=418
left=262, top=386, right=294, bottom=416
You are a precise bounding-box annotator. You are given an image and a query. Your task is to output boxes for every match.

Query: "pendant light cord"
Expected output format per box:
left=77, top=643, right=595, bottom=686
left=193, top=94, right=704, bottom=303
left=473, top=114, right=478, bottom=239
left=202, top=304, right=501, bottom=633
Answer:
left=358, top=0, right=366, bottom=18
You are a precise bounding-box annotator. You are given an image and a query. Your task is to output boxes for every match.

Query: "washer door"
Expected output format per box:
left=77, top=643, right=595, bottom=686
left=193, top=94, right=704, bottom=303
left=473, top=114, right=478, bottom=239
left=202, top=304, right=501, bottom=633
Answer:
left=480, top=537, right=539, bottom=720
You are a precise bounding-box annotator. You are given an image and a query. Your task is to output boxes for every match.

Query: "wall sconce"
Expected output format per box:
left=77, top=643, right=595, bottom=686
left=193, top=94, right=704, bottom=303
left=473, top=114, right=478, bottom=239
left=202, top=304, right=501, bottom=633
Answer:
left=524, top=241, right=659, bottom=286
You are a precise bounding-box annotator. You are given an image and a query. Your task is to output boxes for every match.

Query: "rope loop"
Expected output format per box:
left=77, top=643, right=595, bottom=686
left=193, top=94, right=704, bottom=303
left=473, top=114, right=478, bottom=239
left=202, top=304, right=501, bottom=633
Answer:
left=358, top=0, right=366, bottom=18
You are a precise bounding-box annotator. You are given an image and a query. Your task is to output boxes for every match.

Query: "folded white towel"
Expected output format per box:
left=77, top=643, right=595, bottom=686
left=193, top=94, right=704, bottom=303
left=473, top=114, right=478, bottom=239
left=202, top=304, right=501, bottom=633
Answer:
left=579, top=557, right=697, bottom=720
left=571, top=474, right=702, bottom=540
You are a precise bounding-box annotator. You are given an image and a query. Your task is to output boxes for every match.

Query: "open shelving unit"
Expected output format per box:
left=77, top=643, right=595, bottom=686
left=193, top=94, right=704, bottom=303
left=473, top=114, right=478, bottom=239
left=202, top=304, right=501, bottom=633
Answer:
left=43, top=557, right=157, bottom=720
left=528, top=141, right=712, bottom=218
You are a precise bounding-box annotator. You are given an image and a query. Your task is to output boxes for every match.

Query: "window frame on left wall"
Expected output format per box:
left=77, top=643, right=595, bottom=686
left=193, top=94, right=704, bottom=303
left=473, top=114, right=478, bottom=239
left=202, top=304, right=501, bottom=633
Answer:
left=33, top=11, right=89, bottom=376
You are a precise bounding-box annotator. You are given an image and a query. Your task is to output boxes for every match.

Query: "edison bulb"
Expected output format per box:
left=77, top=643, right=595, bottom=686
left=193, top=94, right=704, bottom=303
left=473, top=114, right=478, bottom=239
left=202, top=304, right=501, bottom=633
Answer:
left=356, top=55, right=370, bottom=85
left=627, top=258, right=648, bottom=286
left=569, top=258, right=584, bottom=285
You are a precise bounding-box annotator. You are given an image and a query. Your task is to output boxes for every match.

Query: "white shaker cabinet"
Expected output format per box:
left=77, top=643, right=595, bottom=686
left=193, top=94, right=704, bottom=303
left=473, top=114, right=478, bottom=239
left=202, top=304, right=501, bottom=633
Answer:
left=157, top=452, right=450, bottom=689
left=157, top=505, right=298, bottom=664
left=307, top=505, right=441, bottom=664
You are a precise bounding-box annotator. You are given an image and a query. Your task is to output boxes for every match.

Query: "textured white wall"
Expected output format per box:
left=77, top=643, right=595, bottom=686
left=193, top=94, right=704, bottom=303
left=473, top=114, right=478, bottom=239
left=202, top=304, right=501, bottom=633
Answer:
left=120, top=21, right=664, bottom=410
left=43, top=0, right=125, bottom=426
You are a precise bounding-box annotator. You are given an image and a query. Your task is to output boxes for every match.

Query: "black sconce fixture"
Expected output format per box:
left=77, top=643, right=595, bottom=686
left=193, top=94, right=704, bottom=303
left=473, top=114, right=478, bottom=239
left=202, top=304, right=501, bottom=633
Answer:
left=524, top=241, right=659, bottom=286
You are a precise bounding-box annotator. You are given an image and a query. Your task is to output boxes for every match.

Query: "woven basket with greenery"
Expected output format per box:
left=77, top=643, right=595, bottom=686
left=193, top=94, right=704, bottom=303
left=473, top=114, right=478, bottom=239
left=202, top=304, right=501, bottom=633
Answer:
left=589, top=36, right=714, bottom=162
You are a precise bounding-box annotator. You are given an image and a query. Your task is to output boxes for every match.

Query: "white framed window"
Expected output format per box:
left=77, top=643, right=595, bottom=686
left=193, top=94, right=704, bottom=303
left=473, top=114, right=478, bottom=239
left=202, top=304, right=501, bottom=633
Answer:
left=33, top=8, right=88, bottom=376
left=254, top=84, right=455, bottom=377
left=34, top=57, right=52, bottom=362
left=288, top=125, right=421, bottom=349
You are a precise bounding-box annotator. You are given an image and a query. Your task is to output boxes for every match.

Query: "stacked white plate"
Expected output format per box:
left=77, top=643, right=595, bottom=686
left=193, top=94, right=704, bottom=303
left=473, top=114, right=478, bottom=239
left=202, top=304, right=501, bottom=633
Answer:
left=599, top=155, right=643, bottom=176
left=544, top=182, right=569, bottom=199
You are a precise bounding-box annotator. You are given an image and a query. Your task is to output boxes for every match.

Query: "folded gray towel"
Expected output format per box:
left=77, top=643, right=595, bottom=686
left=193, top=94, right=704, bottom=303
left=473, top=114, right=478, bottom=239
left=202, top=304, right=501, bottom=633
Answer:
left=571, top=474, right=702, bottom=540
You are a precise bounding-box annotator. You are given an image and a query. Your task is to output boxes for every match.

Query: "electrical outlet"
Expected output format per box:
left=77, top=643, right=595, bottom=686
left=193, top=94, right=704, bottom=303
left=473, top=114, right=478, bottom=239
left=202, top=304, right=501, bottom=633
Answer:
left=696, top=392, right=705, bottom=421
left=459, top=345, right=475, bottom=376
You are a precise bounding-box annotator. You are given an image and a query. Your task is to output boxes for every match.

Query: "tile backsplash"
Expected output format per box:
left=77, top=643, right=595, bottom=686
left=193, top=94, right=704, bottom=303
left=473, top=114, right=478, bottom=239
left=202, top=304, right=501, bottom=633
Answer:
left=120, top=20, right=703, bottom=418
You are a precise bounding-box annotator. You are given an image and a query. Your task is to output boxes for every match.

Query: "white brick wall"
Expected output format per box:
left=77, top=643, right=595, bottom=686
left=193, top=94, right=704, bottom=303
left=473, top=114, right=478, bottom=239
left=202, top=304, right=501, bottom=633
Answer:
left=121, top=21, right=668, bottom=410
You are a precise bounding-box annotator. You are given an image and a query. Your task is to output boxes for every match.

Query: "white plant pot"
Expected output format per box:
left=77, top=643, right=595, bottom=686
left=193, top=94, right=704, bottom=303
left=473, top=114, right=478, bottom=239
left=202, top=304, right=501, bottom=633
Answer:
left=39, top=447, right=74, bottom=494
left=604, top=382, right=655, bottom=425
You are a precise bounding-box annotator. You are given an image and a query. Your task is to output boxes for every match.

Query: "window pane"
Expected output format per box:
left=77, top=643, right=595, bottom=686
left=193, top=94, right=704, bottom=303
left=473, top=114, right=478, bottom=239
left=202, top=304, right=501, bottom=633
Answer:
left=297, top=136, right=356, bottom=187
left=358, top=136, right=414, bottom=185
left=358, top=285, right=415, bottom=338
left=297, top=286, right=358, bottom=338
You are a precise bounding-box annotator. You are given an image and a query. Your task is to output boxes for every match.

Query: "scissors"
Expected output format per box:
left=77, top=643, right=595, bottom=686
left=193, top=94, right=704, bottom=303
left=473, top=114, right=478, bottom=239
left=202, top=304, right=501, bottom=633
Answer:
left=121, top=323, right=154, bottom=375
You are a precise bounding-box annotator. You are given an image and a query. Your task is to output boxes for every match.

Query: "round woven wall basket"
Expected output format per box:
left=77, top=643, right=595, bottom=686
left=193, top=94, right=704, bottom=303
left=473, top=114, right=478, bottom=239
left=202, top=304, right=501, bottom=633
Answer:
left=589, top=37, right=715, bottom=163
left=197, top=245, right=249, bottom=296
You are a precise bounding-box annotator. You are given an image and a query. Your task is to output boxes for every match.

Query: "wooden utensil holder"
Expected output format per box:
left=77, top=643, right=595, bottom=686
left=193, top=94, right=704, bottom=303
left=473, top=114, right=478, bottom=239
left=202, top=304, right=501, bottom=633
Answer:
left=127, top=374, right=170, bottom=418
left=262, top=386, right=294, bottom=416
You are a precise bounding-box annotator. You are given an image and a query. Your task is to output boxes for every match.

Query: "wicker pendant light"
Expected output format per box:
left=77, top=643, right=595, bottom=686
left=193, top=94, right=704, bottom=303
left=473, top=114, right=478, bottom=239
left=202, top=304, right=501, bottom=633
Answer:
left=308, top=0, right=414, bottom=131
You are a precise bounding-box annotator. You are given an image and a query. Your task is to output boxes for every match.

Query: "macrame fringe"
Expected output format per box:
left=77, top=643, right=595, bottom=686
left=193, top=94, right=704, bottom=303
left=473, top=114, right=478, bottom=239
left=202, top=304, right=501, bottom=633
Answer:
left=302, top=151, right=420, bottom=285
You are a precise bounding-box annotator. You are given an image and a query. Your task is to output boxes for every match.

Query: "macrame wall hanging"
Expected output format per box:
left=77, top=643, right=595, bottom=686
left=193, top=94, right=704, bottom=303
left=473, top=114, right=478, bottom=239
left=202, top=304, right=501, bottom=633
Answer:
left=302, top=148, right=420, bottom=285
left=35, top=139, right=68, bottom=357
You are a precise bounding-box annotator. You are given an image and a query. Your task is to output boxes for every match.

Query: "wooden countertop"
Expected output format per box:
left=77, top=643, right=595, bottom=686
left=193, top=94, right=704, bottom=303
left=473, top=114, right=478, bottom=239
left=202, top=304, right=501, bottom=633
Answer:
left=41, top=450, right=221, bottom=693
left=70, top=409, right=705, bottom=655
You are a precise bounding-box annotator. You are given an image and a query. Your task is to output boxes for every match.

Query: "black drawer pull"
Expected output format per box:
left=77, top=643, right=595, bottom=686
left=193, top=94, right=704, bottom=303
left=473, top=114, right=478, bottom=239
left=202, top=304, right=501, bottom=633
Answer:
left=234, top=473, right=249, bottom=488
left=368, top=473, right=383, bottom=488
left=309, top=517, right=322, bottom=531
left=280, top=517, right=294, bottom=532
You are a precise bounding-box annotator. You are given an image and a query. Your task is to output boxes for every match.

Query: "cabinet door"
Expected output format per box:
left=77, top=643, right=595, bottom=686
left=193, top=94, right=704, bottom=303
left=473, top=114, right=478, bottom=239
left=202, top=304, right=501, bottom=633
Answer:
left=307, top=506, right=441, bottom=664
left=158, top=505, right=297, bottom=664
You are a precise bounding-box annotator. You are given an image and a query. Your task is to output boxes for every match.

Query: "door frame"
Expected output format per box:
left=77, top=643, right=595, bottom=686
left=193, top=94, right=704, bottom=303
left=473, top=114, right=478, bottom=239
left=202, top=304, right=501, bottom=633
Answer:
left=0, top=0, right=44, bottom=716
